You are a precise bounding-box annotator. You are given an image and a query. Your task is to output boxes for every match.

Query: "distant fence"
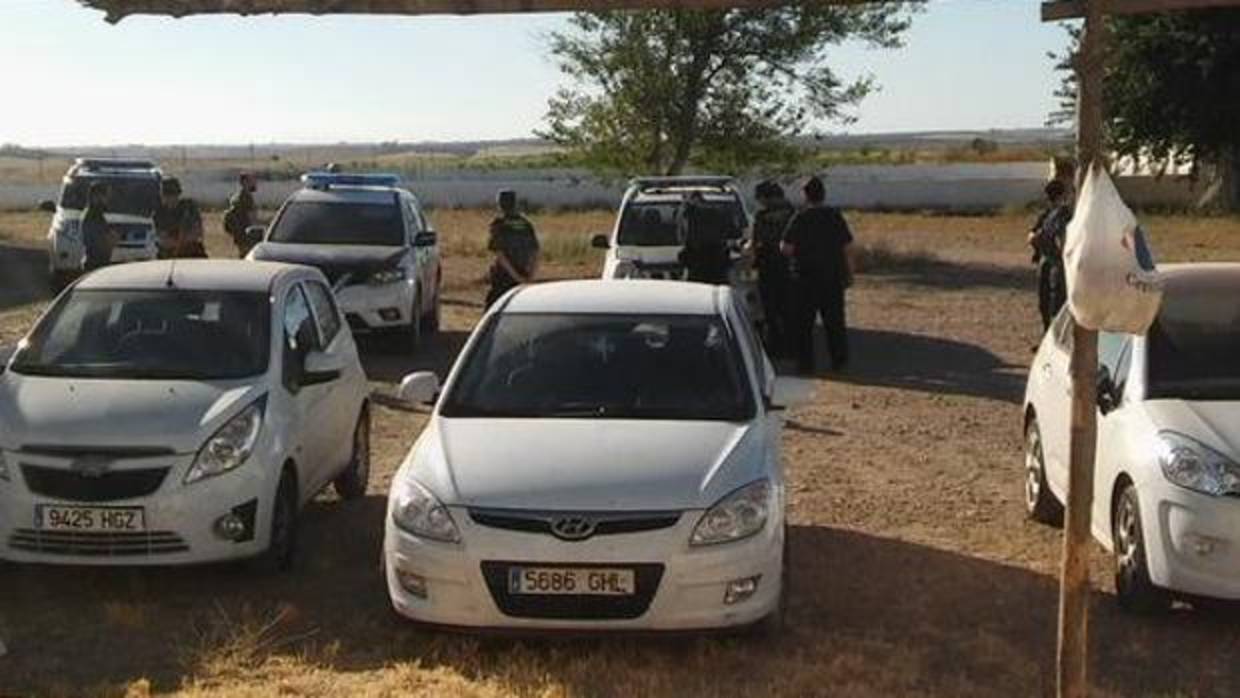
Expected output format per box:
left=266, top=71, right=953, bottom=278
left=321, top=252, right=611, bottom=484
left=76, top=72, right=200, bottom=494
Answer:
left=0, top=163, right=1201, bottom=213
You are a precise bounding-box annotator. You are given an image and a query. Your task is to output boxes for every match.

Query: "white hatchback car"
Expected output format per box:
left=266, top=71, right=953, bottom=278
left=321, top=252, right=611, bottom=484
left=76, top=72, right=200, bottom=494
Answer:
left=1024, top=263, right=1240, bottom=611
left=384, top=280, right=808, bottom=632
left=0, top=260, right=370, bottom=569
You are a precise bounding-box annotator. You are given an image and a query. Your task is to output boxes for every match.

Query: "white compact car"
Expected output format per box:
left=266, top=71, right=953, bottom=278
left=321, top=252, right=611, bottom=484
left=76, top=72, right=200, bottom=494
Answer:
left=1024, top=263, right=1240, bottom=611
left=384, top=279, right=809, bottom=631
left=0, top=260, right=371, bottom=569
left=42, top=158, right=162, bottom=287
left=249, top=172, right=442, bottom=352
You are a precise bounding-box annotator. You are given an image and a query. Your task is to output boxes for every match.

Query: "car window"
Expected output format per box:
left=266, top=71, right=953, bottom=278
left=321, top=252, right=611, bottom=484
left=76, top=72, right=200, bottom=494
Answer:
left=269, top=200, right=403, bottom=246
left=406, top=197, right=426, bottom=233
left=282, top=285, right=318, bottom=391
left=302, top=281, right=342, bottom=348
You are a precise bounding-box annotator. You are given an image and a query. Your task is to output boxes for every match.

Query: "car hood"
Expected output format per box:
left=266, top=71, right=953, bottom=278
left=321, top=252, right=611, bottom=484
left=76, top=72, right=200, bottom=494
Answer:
left=1145, top=399, right=1240, bottom=457
left=0, top=373, right=261, bottom=454
left=409, top=418, right=767, bottom=511
left=249, top=243, right=406, bottom=285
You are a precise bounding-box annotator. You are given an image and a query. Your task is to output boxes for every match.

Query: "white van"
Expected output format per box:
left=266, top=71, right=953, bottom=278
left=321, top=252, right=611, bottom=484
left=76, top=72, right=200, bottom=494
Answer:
left=42, top=158, right=162, bottom=287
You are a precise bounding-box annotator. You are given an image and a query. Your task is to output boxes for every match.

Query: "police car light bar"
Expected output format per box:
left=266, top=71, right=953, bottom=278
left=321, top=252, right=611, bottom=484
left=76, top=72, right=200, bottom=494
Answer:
left=300, top=172, right=403, bottom=190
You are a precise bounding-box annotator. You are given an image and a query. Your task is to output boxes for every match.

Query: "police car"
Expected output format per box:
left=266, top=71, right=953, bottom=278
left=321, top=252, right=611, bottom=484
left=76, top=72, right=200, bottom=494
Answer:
left=40, top=158, right=162, bottom=287
left=248, top=173, right=442, bottom=351
left=591, top=176, right=761, bottom=321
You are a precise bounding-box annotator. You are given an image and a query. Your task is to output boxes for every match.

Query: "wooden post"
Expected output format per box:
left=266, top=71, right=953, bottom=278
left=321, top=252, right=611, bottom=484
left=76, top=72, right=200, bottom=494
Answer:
left=1057, top=1, right=1107, bottom=697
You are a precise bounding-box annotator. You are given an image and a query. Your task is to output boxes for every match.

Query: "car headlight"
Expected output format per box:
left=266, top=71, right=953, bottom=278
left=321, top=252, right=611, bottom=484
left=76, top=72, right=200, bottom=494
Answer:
left=185, top=397, right=266, bottom=485
left=391, top=478, right=460, bottom=543
left=691, top=479, right=772, bottom=546
left=0, top=451, right=9, bottom=482
left=369, top=268, right=407, bottom=285
left=1158, top=431, right=1240, bottom=497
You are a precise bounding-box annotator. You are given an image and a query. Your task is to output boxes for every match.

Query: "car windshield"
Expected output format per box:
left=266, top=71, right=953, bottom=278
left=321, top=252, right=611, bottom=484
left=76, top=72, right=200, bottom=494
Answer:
left=441, top=313, right=755, bottom=421
left=59, top=177, right=159, bottom=217
left=617, top=197, right=745, bottom=246
left=10, top=290, right=270, bottom=380
left=1147, top=281, right=1240, bottom=400
left=269, top=200, right=404, bottom=246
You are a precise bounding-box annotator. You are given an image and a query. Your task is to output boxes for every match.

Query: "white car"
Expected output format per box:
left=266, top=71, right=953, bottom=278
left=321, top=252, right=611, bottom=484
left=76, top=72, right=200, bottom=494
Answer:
left=249, top=172, right=442, bottom=351
left=42, top=158, right=162, bottom=287
left=0, top=260, right=371, bottom=569
left=1024, top=263, right=1240, bottom=611
left=384, top=279, right=808, bottom=631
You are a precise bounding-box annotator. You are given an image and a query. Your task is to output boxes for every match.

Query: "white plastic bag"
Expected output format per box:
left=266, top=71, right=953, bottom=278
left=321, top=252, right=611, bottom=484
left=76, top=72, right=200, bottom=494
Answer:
left=1063, top=165, right=1163, bottom=334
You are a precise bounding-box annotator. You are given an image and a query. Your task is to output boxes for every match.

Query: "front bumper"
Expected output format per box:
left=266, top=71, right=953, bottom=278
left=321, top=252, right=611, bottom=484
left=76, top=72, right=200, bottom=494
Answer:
left=1141, top=481, right=1240, bottom=599
left=336, top=281, right=416, bottom=332
left=0, top=449, right=277, bottom=566
left=384, top=507, right=783, bottom=631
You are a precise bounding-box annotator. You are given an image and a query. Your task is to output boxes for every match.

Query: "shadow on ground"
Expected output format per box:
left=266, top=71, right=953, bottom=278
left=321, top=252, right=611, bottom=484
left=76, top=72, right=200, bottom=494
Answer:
left=358, top=328, right=471, bottom=384
left=0, top=243, right=52, bottom=311
left=865, top=252, right=1034, bottom=292
left=7, top=521, right=1240, bottom=696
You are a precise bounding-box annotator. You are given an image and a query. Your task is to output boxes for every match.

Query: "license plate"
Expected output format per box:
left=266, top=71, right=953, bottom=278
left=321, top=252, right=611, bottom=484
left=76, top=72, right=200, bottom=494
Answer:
left=508, top=567, right=635, bottom=596
left=36, top=505, right=146, bottom=533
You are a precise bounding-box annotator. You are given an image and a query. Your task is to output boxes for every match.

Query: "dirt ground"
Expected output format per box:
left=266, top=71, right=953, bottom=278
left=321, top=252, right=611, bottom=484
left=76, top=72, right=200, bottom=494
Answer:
left=3, top=208, right=1240, bottom=697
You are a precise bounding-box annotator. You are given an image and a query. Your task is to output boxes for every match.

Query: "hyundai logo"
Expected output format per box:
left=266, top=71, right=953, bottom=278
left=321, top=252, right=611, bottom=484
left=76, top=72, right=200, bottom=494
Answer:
left=550, top=515, right=597, bottom=541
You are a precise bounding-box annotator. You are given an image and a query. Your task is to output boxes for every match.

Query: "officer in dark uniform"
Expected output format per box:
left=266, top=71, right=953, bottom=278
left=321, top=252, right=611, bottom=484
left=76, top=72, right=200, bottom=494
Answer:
left=752, top=181, right=795, bottom=356
left=782, top=176, right=854, bottom=375
left=678, top=192, right=730, bottom=284
left=486, top=190, right=540, bottom=307
left=81, top=182, right=117, bottom=272
left=154, top=177, right=206, bottom=259
left=224, top=172, right=259, bottom=258
left=1028, top=179, right=1072, bottom=331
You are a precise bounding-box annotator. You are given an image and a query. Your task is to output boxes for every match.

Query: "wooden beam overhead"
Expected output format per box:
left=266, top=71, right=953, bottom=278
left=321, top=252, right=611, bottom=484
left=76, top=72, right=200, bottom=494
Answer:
left=76, top=0, right=873, bottom=23
left=1043, top=0, right=1240, bottom=21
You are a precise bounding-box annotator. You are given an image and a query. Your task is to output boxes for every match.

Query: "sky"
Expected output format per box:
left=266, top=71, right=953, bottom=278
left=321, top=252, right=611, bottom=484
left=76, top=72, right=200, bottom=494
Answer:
left=0, top=0, right=1073, bottom=147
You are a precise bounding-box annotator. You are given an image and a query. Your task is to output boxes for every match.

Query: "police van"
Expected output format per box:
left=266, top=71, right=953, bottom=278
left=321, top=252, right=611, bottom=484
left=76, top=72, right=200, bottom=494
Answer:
left=41, top=158, right=162, bottom=286
left=248, top=172, right=442, bottom=352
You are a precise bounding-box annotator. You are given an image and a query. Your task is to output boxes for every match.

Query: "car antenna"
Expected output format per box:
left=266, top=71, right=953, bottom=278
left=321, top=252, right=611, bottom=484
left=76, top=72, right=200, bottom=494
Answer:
left=165, top=259, right=177, bottom=288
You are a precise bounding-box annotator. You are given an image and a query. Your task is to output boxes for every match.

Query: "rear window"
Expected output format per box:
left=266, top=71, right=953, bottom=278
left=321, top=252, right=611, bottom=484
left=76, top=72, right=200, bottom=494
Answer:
left=617, top=198, right=745, bottom=246
left=269, top=200, right=404, bottom=246
left=59, top=177, right=159, bottom=217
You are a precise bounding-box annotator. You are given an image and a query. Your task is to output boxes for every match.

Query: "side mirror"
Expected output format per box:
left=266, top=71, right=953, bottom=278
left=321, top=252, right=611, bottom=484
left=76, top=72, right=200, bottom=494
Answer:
left=414, top=231, right=438, bottom=248
left=590, top=234, right=610, bottom=250
left=38, top=200, right=56, bottom=214
left=398, top=371, right=440, bottom=406
left=1097, top=368, right=1117, bottom=414
left=244, top=225, right=266, bottom=245
left=302, top=350, right=345, bottom=387
left=767, top=376, right=815, bottom=411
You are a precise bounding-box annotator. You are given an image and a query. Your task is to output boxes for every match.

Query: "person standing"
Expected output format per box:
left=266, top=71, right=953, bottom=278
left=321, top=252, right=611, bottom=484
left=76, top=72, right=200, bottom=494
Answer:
left=1028, top=179, right=1072, bottom=331
left=678, top=191, right=731, bottom=284
left=782, top=176, right=854, bottom=375
left=223, top=172, right=260, bottom=258
left=80, top=181, right=117, bottom=273
left=486, top=190, right=540, bottom=307
left=752, top=181, right=796, bottom=356
left=154, top=177, right=206, bottom=259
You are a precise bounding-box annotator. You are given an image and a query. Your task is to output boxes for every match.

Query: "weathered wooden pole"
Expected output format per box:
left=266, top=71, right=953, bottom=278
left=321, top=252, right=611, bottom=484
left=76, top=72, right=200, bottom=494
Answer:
left=1057, top=1, right=1108, bottom=696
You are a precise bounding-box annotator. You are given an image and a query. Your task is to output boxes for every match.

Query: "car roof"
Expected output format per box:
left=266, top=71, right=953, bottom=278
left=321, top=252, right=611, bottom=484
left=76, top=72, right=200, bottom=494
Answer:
left=502, top=280, right=724, bottom=316
left=74, top=260, right=310, bottom=293
left=289, top=187, right=402, bottom=206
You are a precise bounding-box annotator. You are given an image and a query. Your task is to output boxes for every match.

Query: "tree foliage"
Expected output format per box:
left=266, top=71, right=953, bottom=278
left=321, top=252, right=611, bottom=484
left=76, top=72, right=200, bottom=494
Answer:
left=541, top=4, right=920, bottom=176
left=1052, top=10, right=1240, bottom=208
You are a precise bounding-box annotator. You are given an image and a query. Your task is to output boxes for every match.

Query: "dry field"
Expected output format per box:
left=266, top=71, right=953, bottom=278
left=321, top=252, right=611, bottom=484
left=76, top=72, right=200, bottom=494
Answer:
left=3, top=208, right=1240, bottom=697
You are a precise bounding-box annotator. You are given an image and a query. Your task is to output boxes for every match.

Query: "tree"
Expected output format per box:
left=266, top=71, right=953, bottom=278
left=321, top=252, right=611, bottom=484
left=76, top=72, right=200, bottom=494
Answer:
left=541, top=4, right=920, bottom=176
left=1052, top=10, right=1240, bottom=210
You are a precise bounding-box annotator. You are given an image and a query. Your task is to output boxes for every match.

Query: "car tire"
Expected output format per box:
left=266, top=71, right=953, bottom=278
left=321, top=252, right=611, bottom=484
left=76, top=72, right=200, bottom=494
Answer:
left=334, top=407, right=371, bottom=500
left=1113, top=483, right=1171, bottom=614
left=1024, top=418, right=1064, bottom=526
left=255, top=470, right=299, bottom=573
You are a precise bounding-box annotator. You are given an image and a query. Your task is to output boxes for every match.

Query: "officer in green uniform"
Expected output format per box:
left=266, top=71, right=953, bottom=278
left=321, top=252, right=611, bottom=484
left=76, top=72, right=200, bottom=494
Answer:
left=223, top=172, right=259, bottom=258
left=154, top=177, right=206, bottom=259
left=486, top=190, right=540, bottom=307
left=752, top=180, right=796, bottom=357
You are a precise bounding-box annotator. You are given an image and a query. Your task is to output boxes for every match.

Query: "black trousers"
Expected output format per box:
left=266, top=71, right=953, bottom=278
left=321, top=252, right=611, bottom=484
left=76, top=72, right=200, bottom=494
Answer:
left=758, top=267, right=791, bottom=358
left=793, top=279, right=848, bottom=373
left=486, top=275, right=519, bottom=308
left=1038, top=261, right=1066, bottom=330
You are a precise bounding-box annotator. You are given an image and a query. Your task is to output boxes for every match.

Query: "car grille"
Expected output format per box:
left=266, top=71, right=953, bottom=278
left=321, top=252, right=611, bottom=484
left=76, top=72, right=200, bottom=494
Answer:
left=21, top=465, right=170, bottom=502
left=469, top=509, right=681, bottom=541
left=8, top=529, right=189, bottom=557
left=480, top=562, right=664, bottom=620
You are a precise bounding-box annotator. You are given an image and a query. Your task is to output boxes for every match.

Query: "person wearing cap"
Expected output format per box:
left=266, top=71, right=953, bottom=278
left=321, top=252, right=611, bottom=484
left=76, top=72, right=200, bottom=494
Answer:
left=224, top=172, right=260, bottom=258
left=154, top=177, right=206, bottom=259
left=80, top=181, right=118, bottom=272
left=781, top=175, right=854, bottom=375
left=678, top=191, right=732, bottom=285
left=1027, top=179, right=1072, bottom=331
left=752, top=180, right=796, bottom=357
left=485, top=190, right=540, bottom=307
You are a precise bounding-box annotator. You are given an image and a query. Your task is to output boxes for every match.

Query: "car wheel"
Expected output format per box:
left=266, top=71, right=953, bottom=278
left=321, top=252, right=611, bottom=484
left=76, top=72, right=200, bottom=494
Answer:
left=1025, top=419, right=1064, bottom=526
left=256, top=470, right=299, bottom=573
left=1113, top=483, right=1170, bottom=614
left=334, top=407, right=371, bottom=500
